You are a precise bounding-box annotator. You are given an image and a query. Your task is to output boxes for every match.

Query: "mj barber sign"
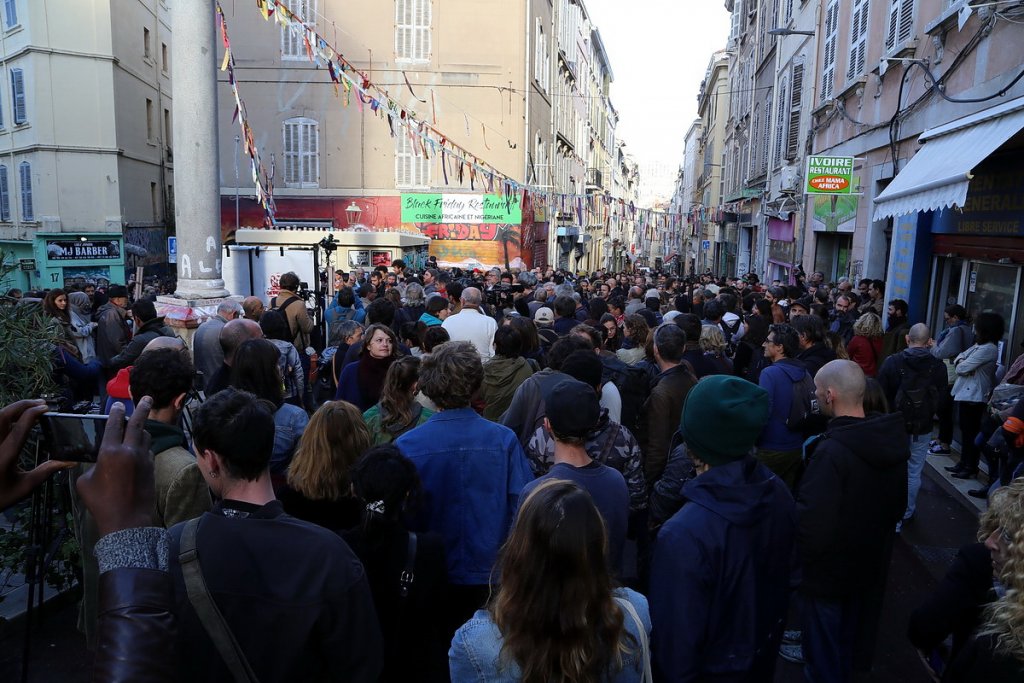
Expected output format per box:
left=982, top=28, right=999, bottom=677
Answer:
left=805, top=156, right=856, bottom=195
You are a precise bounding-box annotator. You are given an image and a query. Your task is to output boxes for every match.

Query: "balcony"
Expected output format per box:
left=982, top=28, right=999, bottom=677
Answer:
left=586, top=167, right=603, bottom=190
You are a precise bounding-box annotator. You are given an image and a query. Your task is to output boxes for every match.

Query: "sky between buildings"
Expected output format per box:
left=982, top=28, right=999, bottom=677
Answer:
left=586, top=0, right=732, bottom=204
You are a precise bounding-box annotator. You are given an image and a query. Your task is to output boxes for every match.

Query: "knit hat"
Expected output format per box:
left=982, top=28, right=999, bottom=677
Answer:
left=107, top=284, right=129, bottom=299
left=534, top=307, right=554, bottom=325
left=544, top=379, right=600, bottom=439
left=681, top=375, right=770, bottom=466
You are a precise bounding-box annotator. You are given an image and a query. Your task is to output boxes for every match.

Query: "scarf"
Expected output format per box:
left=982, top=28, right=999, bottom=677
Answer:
left=356, top=354, right=395, bottom=407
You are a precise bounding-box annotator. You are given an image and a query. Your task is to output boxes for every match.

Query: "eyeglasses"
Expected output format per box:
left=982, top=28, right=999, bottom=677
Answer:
left=998, top=526, right=1013, bottom=546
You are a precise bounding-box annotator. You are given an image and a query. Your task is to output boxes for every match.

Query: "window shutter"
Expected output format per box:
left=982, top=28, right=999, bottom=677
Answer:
left=395, top=0, right=408, bottom=60
left=821, top=0, right=838, bottom=101
left=11, top=69, right=25, bottom=125
left=897, top=0, right=914, bottom=45
left=415, top=0, right=431, bottom=62
left=751, top=106, right=760, bottom=180
left=885, top=0, right=900, bottom=51
left=0, top=166, right=8, bottom=222
left=773, top=80, right=786, bottom=168
left=19, top=161, right=32, bottom=222
left=786, top=59, right=803, bottom=159
left=762, top=92, right=772, bottom=173
left=3, top=0, right=16, bottom=29
left=847, top=0, right=869, bottom=80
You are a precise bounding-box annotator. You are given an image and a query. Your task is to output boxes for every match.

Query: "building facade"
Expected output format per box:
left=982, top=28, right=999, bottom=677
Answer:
left=695, top=50, right=730, bottom=275
left=0, top=0, right=173, bottom=292
left=217, top=0, right=624, bottom=275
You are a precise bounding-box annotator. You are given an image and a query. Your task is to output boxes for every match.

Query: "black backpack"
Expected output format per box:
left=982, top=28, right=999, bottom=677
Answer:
left=601, top=356, right=652, bottom=435
left=719, top=318, right=742, bottom=358
left=786, top=370, right=819, bottom=431
left=894, top=359, right=939, bottom=436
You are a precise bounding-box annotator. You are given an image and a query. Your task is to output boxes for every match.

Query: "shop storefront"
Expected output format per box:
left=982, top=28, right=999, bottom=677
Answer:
left=811, top=193, right=856, bottom=282
left=34, top=233, right=126, bottom=290
left=877, top=96, right=1024, bottom=367
left=766, top=217, right=796, bottom=283
left=0, top=239, right=37, bottom=292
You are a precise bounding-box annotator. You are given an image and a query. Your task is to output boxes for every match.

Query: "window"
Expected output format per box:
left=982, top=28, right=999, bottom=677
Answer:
left=146, top=99, right=153, bottom=141
left=750, top=105, right=760, bottom=180
left=847, top=0, right=869, bottom=80
left=534, top=134, right=548, bottom=187
left=164, top=108, right=171, bottom=148
left=534, top=19, right=550, bottom=92
left=786, top=58, right=804, bottom=159
left=885, top=0, right=914, bottom=52
left=19, top=161, right=31, bottom=221
left=10, top=67, right=25, bottom=125
left=162, top=43, right=168, bottom=73
left=3, top=0, right=16, bottom=29
left=395, top=130, right=430, bottom=189
left=820, top=0, right=838, bottom=102
left=281, top=0, right=315, bottom=61
left=151, top=182, right=158, bottom=221
left=0, top=166, right=9, bottom=221
left=396, top=0, right=431, bottom=63
left=283, top=117, right=319, bottom=187
left=144, top=27, right=151, bottom=59
left=783, top=0, right=794, bottom=24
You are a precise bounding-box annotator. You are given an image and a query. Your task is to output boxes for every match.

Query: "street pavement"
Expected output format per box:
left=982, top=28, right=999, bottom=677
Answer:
left=0, top=460, right=983, bottom=682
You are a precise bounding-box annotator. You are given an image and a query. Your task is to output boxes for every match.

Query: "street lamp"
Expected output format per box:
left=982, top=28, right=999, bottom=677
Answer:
left=345, top=201, right=362, bottom=227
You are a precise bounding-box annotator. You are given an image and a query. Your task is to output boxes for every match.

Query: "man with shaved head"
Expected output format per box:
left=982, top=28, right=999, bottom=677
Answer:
left=797, top=359, right=909, bottom=682
left=877, top=323, right=947, bottom=520
left=441, top=286, right=497, bottom=360
left=204, top=318, right=263, bottom=397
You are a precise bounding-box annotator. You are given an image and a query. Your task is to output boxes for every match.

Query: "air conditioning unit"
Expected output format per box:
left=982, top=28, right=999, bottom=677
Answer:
left=779, top=165, right=800, bottom=194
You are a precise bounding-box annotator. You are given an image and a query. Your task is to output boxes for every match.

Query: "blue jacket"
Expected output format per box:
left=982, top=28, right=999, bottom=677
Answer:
left=757, top=358, right=810, bottom=451
left=395, top=409, right=532, bottom=585
left=650, top=456, right=796, bottom=682
left=325, top=293, right=366, bottom=326
left=449, top=588, right=651, bottom=683
left=271, top=403, right=309, bottom=476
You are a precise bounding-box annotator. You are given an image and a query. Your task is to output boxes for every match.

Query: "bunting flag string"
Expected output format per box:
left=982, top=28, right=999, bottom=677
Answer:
left=245, top=0, right=705, bottom=229
left=217, top=4, right=276, bottom=227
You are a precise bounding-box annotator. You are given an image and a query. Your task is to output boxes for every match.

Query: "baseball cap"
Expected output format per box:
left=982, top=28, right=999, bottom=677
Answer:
left=544, top=379, right=600, bottom=439
left=534, top=307, right=554, bottom=324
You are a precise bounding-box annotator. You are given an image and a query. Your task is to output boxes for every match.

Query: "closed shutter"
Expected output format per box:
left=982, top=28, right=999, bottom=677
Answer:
left=19, top=161, right=32, bottom=222
left=821, top=0, right=838, bottom=102
left=762, top=92, right=772, bottom=173
left=0, top=166, right=9, bottom=222
left=885, top=0, right=914, bottom=52
left=786, top=58, right=804, bottom=159
left=11, top=68, right=25, bottom=125
left=283, top=118, right=318, bottom=187
left=773, top=80, right=787, bottom=168
left=751, top=106, right=760, bottom=180
left=847, top=0, right=869, bottom=80
left=414, top=0, right=431, bottom=62
left=3, top=0, right=16, bottom=28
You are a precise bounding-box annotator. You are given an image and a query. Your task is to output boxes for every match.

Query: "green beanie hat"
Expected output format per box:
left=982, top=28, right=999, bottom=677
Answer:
left=681, top=375, right=771, bottom=467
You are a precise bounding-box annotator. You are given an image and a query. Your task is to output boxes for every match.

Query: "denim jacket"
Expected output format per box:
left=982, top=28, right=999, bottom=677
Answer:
left=271, top=403, right=309, bottom=475
left=449, top=588, right=651, bottom=682
left=395, top=408, right=532, bottom=585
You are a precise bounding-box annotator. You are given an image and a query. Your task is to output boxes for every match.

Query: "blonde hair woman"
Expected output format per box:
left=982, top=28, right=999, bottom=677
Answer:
left=944, top=478, right=1024, bottom=681
left=279, top=400, right=370, bottom=530
left=699, top=324, right=734, bottom=375
left=847, top=312, right=883, bottom=377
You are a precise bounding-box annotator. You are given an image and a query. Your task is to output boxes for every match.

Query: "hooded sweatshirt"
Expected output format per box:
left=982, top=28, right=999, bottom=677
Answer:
left=481, top=355, right=534, bottom=421
left=797, top=412, right=909, bottom=599
left=650, top=456, right=796, bottom=681
left=877, top=346, right=948, bottom=415
left=757, top=358, right=811, bottom=451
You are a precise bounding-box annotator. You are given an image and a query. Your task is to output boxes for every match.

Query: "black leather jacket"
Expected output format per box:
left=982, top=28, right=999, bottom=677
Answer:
left=94, top=568, right=176, bottom=683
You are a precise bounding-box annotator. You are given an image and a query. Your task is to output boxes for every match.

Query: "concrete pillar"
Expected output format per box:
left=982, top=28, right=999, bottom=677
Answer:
left=170, top=0, right=228, bottom=299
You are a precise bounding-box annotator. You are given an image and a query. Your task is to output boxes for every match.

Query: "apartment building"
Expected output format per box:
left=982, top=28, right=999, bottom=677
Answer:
left=809, top=0, right=1024, bottom=364
left=671, top=118, right=701, bottom=275
left=0, top=0, right=173, bottom=292
left=696, top=50, right=730, bottom=275
left=217, top=0, right=622, bottom=273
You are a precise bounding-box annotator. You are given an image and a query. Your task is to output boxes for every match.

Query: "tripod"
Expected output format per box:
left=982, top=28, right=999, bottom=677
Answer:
left=19, top=439, right=75, bottom=683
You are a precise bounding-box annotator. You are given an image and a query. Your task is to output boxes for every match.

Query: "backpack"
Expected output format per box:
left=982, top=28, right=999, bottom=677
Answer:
left=786, top=370, right=819, bottom=431
left=719, top=317, right=742, bottom=358
left=601, top=356, right=652, bottom=435
left=271, top=295, right=302, bottom=343
left=894, top=359, right=939, bottom=435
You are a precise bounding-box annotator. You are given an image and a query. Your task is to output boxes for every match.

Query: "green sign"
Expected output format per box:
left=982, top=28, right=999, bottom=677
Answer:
left=805, top=155, right=855, bottom=195
left=401, top=193, right=522, bottom=224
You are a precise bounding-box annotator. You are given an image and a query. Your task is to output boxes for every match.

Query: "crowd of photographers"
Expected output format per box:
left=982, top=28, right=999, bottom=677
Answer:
left=2, top=258, right=1024, bottom=682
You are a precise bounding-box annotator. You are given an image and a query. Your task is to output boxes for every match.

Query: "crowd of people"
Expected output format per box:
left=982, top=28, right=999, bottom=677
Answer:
left=3, top=260, right=1024, bottom=682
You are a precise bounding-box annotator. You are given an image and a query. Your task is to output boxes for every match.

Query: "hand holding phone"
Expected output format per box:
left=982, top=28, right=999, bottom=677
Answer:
left=75, top=398, right=155, bottom=537
left=0, top=399, right=74, bottom=510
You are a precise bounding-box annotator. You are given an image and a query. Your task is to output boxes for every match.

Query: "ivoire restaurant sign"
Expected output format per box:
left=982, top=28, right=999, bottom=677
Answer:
left=401, top=193, right=522, bottom=224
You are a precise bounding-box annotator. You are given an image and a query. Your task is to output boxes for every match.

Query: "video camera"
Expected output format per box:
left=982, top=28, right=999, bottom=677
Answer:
left=485, top=283, right=524, bottom=308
